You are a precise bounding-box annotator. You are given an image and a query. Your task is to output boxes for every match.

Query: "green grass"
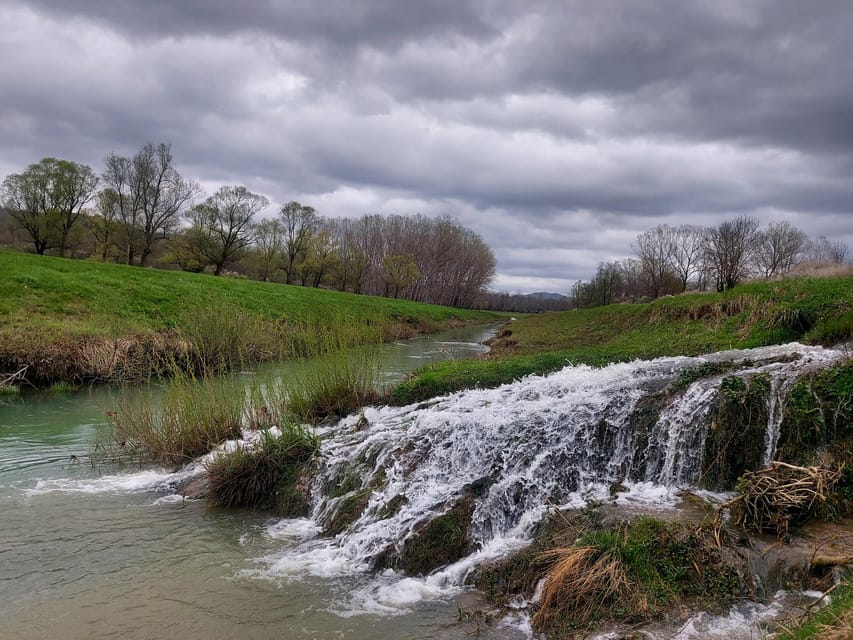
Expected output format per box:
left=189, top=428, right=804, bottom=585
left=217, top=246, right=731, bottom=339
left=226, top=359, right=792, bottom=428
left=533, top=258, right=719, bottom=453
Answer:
left=0, top=250, right=495, bottom=334
left=101, top=373, right=244, bottom=466
left=773, top=579, right=853, bottom=640
left=392, top=276, right=853, bottom=403
left=205, top=425, right=320, bottom=511
left=0, top=249, right=499, bottom=384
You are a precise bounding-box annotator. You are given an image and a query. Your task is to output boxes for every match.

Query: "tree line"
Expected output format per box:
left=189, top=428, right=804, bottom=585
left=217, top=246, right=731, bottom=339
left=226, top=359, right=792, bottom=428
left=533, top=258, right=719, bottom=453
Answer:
left=572, top=218, right=849, bottom=308
left=0, top=145, right=496, bottom=308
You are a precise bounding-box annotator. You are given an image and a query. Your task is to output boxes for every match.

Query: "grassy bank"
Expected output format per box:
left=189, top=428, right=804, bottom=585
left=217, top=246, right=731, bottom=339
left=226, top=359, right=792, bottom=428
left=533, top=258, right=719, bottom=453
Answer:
left=0, top=250, right=499, bottom=386
left=392, top=276, right=853, bottom=403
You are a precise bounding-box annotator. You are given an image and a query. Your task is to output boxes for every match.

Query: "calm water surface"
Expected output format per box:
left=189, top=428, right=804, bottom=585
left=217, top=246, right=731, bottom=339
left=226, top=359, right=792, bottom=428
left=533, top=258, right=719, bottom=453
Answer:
left=0, top=325, right=520, bottom=640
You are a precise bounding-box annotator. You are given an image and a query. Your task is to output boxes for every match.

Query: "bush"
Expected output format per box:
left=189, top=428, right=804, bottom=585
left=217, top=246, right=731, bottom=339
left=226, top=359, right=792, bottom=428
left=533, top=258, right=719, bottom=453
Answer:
left=206, top=425, right=319, bottom=511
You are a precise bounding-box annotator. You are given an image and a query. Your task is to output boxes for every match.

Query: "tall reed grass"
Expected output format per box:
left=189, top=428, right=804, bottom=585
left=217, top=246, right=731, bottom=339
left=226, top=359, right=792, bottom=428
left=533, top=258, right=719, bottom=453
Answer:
left=102, top=373, right=244, bottom=466
left=286, top=344, right=382, bottom=423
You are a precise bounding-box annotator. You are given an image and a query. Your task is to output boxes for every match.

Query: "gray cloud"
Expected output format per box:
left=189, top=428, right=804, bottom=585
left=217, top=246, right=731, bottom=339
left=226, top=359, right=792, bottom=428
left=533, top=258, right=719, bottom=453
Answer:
left=1, top=0, right=852, bottom=292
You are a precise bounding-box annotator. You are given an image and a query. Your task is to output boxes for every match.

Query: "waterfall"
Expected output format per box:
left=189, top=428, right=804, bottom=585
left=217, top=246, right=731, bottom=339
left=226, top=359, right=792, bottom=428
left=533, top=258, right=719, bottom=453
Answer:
left=250, top=342, right=843, bottom=603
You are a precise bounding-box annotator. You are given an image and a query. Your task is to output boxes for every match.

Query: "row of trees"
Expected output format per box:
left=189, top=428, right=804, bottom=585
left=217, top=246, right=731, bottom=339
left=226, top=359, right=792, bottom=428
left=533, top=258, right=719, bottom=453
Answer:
left=1, top=146, right=496, bottom=308
left=573, top=218, right=848, bottom=308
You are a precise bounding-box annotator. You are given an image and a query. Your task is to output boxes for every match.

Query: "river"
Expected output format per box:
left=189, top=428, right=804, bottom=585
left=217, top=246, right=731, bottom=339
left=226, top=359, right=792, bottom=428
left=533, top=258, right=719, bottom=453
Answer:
left=0, top=324, right=511, bottom=640
left=1, top=334, right=845, bottom=640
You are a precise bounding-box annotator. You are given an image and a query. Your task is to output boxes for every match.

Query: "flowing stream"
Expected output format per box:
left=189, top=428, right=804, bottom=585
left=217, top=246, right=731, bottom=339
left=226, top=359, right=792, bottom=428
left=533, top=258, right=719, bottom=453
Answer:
left=0, top=332, right=846, bottom=640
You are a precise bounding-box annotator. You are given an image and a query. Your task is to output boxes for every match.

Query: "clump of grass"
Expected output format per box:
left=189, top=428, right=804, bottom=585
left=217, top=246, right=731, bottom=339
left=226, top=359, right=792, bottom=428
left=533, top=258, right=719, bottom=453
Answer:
left=773, top=578, right=853, bottom=640
left=287, top=344, right=383, bottom=424
left=0, top=385, right=21, bottom=398
left=47, top=381, right=76, bottom=394
left=532, top=517, right=741, bottom=634
left=179, top=305, right=282, bottom=375
left=103, top=373, right=244, bottom=466
left=205, top=424, right=319, bottom=511
left=805, top=311, right=853, bottom=346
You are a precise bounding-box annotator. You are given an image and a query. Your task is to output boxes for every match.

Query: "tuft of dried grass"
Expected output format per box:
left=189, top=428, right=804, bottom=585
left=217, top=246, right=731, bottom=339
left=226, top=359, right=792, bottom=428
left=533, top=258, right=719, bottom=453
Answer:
left=533, top=545, right=636, bottom=629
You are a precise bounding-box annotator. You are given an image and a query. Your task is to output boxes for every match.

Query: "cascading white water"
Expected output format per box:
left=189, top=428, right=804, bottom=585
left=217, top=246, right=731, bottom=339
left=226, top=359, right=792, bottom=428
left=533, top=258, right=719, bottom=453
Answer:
left=251, top=342, right=843, bottom=607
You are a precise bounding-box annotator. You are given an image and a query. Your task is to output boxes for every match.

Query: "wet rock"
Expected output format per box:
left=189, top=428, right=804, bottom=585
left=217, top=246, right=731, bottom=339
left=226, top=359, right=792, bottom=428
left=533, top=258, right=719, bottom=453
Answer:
left=175, top=474, right=209, bottom=500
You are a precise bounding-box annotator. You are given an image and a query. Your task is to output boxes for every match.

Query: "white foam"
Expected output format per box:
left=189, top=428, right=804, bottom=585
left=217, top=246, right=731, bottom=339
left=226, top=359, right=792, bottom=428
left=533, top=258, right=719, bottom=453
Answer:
left=151, top=493, right=190, bottom=505
left=265, top=518, right=321, bottom=541
left=26, top=469, right=175, bottom=495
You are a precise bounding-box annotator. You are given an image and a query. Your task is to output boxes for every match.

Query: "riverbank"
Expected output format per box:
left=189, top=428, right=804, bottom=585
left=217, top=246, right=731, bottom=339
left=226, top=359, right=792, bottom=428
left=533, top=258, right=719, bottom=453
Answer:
left=0, top=250, right=501, bottom=388
left=391, top=275, right=853, bottom=403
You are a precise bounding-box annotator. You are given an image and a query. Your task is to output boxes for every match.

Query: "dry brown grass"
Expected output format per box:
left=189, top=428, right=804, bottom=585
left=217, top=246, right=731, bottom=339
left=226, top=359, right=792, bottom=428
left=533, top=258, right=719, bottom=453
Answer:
left=532, top=545, right=638, bottom=629
left=786, top=262, right=853, bottom=280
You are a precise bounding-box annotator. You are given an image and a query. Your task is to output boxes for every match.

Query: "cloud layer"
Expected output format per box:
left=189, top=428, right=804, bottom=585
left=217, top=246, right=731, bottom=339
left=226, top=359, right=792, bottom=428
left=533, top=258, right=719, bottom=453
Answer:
left=2, top=0, right=851, bottom=291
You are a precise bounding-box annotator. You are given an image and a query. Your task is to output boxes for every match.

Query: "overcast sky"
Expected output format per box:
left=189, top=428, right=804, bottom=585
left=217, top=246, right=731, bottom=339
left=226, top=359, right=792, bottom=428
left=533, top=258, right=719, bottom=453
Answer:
left=1, top=1, right=851, bottom=293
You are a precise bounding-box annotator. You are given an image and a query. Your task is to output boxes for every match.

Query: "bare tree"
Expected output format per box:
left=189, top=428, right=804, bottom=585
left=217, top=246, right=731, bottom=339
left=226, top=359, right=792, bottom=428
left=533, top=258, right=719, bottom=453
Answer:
left=634, top=225, right=677, bottom=298
left=252, top=218, right=285, bottom=281
left=102, top=143, right=199, bottom=265
left=752, top=221, right=807, bottom=278
left=301, top=229, right=339, bottom=287
left=670, top=225, right=706, bottom=291
left=86, top=188, right=122, bottom=261
left=704, top=216, right=759, bottom=291
left=279, top=201, right=318, bottom=284
left=185, top=185, right=268, bottom=275
left=1, top=157, right=98, bottom=256
left=807, top=236, right=848, bottom=264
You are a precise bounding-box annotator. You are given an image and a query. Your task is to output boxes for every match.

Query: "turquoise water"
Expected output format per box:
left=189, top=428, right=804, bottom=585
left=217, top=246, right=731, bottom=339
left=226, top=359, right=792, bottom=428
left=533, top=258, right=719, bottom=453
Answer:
left=0, top=325, right=516, bottom=640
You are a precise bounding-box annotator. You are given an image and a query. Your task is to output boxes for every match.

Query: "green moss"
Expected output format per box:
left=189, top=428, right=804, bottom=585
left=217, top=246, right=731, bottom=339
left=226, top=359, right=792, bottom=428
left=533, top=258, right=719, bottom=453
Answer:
left=322, top=489, right=371, bottom=537
left=377, top=494, right=408, bottom=520
left=672, top=361, right=737, bottom=391
left=399, top=497, right=476, bottom=576
left=701, top=374, right=771, bottom=490
left=777, top=362, right=853, bottom=464
left=327, top=469, right=364, bottom=498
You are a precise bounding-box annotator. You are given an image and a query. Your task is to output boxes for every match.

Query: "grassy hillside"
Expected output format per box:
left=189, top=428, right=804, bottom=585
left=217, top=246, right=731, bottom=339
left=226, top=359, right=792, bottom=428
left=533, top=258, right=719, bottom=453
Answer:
left=0, top=250, right=500, bottom=385
left=392, top=276, right=853, bottom=403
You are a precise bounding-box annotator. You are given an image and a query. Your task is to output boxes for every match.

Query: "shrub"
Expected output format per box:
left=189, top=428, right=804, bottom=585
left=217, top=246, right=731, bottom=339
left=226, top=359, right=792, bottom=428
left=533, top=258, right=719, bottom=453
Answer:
left=206, top=425, right=319, bottom=511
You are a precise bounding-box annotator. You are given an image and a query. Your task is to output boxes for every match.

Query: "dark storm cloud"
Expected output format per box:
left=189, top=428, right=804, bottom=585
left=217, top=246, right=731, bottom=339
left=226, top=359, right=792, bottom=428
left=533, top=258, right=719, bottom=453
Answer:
left=17, top=0, right=496, bottom=48
left=1, top=0, right=852, bottom=292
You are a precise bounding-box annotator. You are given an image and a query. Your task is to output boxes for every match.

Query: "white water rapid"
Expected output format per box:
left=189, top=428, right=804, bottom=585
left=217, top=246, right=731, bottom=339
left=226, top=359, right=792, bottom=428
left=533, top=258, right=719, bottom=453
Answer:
left=244, top=342, right=843, bottom=617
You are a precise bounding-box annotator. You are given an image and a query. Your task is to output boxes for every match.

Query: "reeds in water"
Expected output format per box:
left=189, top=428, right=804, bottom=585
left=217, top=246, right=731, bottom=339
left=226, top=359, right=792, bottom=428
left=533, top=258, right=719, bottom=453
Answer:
left=103, top=372, right=244, bottom=466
